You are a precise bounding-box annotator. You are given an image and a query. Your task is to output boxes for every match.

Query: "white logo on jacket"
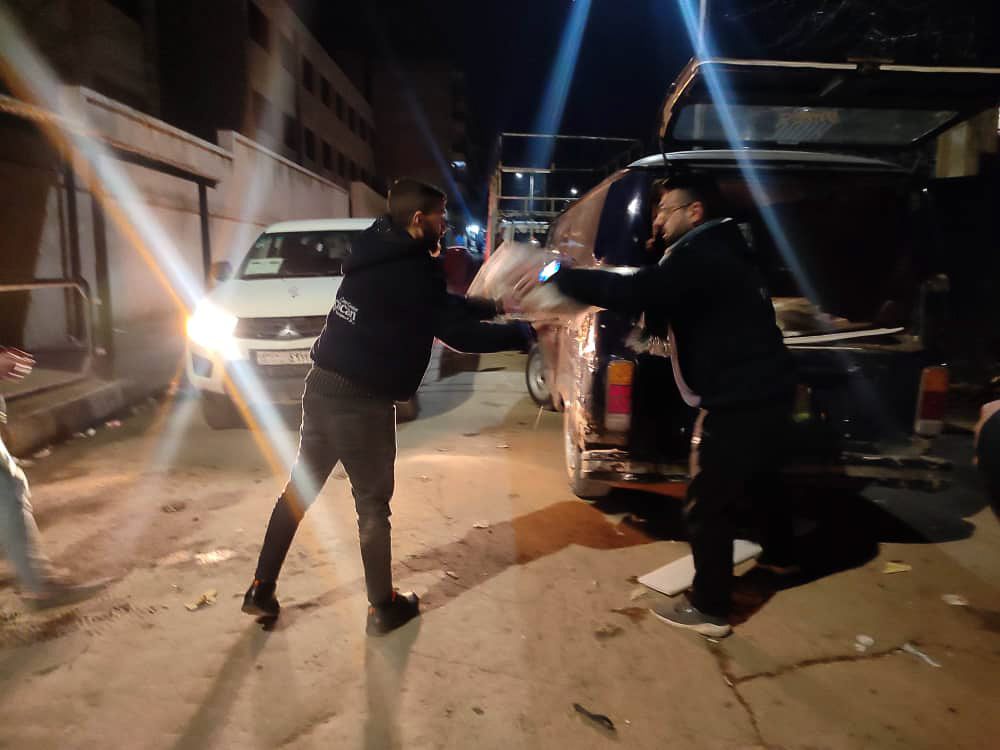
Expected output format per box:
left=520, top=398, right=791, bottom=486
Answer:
left=333, top=297, right=358, bottom=324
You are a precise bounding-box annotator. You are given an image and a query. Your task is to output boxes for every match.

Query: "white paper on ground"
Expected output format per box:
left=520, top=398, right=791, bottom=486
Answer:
left=637, top=540, right=762, bottom=597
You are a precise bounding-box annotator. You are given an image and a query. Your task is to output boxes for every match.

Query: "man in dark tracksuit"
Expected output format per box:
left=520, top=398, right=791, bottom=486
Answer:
left=537, top=174, right=796, bottom=637
left=243, top=179, right=533, bottom=635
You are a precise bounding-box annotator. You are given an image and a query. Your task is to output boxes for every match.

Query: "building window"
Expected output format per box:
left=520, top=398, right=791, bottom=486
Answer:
left=338, top=152, right=346, bottom=178
left=304, top=128, right=315, bottom=161
left=283, top=113, right=298, bottom=150
left=248, top=2, right=269, bottom=49
left=359, top=119, right=367, bottom=141
left=320, top=77, right=331, bottom=107
left=280, top=34, right=294, bottom=72
left=349, top=160, right=358, bottom=180
left=335, top=93, right=344, bottom=120
left=302, top=57, right=314, bottom=93
left=348, top=107, right=356, bottom=133
left=322, top=141, right=332, bottom=170
left=368, top=126, right=375, bottom=145
left=251, top=90, right=274, bottom=135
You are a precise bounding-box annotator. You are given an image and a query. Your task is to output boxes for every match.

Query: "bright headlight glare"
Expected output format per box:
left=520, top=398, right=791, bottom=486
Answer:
left=186, top=300, right=238, bottom=357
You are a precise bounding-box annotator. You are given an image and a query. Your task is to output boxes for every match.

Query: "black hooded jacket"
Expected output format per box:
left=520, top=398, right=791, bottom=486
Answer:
left=311, top=216, right=529, bottom=400
left=552, top=218, right=794, bottom=410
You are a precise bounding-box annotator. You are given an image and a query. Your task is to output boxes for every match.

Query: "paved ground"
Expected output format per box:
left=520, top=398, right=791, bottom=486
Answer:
left=1, top=352, right=998, bottom=749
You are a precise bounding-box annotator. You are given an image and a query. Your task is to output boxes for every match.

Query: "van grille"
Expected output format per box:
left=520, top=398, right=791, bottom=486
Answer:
left=234, top=316, right=326, bottom=340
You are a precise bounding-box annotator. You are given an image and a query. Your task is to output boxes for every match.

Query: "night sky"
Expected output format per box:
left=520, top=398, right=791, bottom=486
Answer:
left=290, top=0, right=999, bottom=214
left=291, top=1, right=693, bottom=151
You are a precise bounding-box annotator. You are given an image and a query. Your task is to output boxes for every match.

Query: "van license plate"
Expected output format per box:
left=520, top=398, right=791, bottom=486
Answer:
left=255, top=349, right=311, bottom=366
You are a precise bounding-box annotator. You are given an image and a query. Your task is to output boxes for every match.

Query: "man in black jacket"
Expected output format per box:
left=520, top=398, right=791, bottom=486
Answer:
left=522, top=174, right=796, bottom=637
left=243, top=179, right=532, bottom=635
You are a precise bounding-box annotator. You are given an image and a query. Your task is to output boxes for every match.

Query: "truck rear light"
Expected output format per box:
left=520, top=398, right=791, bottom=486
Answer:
left=915, top=365, right=949, bottom=436
left=605, top=359, right=634, bottom=432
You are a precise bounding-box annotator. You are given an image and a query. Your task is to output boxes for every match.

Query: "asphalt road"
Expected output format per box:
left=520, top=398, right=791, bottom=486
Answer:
left=1, top=353, right=998, bottom=749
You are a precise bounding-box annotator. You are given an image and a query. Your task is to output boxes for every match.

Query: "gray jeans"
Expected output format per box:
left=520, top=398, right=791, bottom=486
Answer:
left=0, top=433, right=54, bottom=594
left=254, top=367, right=397, bottom=605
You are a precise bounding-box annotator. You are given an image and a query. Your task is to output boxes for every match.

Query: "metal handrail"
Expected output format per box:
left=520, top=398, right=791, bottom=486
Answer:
left=0, top=279, right=94, bottom=389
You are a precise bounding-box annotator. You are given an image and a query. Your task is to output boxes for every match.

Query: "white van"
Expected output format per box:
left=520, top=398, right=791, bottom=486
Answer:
left=185, top=218, right=375, bottom=428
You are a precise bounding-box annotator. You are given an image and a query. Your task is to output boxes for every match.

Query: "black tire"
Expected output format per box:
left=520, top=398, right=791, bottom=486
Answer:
left=525, top=344, right=556, bottom=410
left=563, top=409, right=611, bottom=499
left=201, top=392, right=245, bottom=430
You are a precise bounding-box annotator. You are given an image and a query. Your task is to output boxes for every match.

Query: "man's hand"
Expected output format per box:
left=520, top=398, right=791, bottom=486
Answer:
left=0, top=347, right=34, bottom=381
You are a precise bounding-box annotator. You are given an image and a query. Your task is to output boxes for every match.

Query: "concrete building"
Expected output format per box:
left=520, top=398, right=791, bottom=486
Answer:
left=1, top=0, right=160, bottom=115
left=156, top=0, right=377, bottom=193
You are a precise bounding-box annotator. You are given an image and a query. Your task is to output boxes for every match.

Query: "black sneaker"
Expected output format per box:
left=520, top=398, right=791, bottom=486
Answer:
left=242, top=580, right=280, bottom=618
left=651, top=595, right=732, bottom=638
left=366, top=590, right=420, bottom=636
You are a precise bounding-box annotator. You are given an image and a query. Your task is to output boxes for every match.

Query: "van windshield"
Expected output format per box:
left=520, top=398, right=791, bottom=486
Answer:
left=238, top=231, right=360, bottom=279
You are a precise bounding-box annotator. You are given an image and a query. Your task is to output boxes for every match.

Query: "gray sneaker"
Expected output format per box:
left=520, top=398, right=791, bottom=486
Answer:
left=24, top=577, right=112, bottom=609
left=651, top=596, right=732, bottom=638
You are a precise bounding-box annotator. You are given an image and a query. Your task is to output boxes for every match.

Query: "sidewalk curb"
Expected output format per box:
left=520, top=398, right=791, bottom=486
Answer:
left=1, top=379, right=127, bottom=457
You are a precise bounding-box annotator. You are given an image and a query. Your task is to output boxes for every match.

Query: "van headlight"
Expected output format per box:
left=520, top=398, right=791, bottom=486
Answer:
left=186, top=300, right=239, bottom=359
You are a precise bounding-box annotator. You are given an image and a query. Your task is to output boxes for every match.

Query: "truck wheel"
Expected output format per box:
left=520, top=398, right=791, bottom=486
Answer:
left=201, top=392, right=245, bottom=430
left=526, top=344, right=556, bottom=410
left=563, top=410, right=611, bottom=500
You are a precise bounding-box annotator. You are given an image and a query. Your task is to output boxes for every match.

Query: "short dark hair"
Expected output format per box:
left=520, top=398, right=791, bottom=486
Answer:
left=387, top=178, right=446, bottom=228
left=657, top=173, right=723, bottom=218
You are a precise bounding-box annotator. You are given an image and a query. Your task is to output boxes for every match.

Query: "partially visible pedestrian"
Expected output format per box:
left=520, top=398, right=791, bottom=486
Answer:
left=1, top=346, right=109, bottom=607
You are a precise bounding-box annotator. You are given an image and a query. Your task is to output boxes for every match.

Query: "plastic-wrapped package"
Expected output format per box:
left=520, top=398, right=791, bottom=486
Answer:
left=466, top=241, right=589, bottom=319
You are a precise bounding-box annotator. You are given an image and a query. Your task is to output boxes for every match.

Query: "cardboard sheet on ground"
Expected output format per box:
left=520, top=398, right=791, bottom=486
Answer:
left=638, top=540, right=762, bottom=597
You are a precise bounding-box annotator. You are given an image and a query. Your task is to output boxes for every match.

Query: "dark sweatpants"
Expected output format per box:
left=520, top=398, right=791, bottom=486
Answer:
left=685, top=401, right=795, bottom=618
left=254, top=366, right=397, bottom=606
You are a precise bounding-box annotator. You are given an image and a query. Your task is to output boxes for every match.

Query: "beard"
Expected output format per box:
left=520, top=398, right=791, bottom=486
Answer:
left=647, top=233, right=668, bottom=258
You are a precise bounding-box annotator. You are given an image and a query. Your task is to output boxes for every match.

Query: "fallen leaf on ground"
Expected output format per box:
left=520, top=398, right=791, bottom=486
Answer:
left=161, top=501, right=187, bottom=513
left=883, top=561, right=912, bottom=574
left=472, top=521, right=490, bottom=529
left=595, top=624, right=624, bottom=640
left=185, top=590, right=217, bottom=611
left=445, top=570, right=459, bottom=580
left=942, top=594, right=969, bottom=606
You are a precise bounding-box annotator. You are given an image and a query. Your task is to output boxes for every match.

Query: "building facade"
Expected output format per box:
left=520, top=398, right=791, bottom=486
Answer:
left=156, top=0, right=376, bottom=192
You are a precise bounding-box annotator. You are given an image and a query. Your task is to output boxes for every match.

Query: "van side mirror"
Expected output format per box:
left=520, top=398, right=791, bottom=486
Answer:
left=210, top=261, right=232, bottom=282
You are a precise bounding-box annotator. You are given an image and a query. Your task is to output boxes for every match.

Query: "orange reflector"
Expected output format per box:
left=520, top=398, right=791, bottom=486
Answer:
left=605, top=359, right=634, bottom=432
left=915, top=365, right=949, bottom=435
left=921, top=366, right=949, bottom=393
left=607, top=360, right=634, bottom=386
